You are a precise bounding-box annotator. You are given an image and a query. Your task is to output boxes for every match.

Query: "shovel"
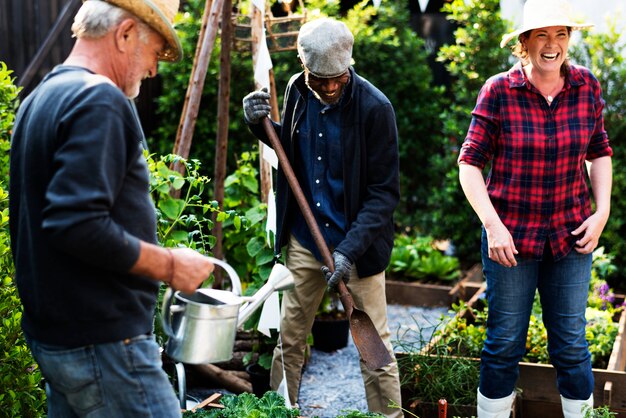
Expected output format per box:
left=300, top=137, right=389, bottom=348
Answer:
left=261, top=117, right=393, bottom=370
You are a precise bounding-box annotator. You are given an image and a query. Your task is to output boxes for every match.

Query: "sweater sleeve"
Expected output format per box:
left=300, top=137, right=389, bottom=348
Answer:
left=41, top=95, right=143, bottom=273
left=336, top=101, right=400, bottom=262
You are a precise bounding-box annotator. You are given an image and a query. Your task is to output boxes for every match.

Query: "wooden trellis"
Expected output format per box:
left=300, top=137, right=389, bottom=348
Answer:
left=232, top=0, right=306, bottom=52
left=171, top=0, right=307, bottom=287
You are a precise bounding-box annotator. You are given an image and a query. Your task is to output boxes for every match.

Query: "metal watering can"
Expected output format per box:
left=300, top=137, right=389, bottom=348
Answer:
left=161, top=258, right=294, bottom=364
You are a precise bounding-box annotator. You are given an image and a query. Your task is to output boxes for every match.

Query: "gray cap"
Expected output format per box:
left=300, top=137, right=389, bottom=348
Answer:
left=297, top=18, right=354, bottom=78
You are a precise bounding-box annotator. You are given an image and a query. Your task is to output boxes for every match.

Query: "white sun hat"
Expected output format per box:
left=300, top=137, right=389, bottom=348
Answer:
left=500, top=0, right=593, bottom=48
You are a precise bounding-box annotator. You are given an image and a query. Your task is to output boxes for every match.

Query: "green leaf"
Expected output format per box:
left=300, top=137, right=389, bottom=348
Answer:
left=158, top=198, right=185, bottom=220
left=170, top=230, right=188, bottom=243
left=246, top=236, right=266, bottom=257
left=171, top=177, right=185, bottom=190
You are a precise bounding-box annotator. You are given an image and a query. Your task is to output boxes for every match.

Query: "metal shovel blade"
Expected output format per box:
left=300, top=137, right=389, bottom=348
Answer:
left=337, top=281, right=393, bottom=370
left=261, top=117, right=393, bottom=371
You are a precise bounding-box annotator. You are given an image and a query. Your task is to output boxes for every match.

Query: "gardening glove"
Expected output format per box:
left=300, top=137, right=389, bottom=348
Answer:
left=321, top=251, right=352, bottom=290
left=243, top=87, right=271, bottom=124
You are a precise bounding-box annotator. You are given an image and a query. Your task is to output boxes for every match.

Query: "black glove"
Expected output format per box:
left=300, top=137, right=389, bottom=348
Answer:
left=321, top=251, right=352, bottom=289
left=242, top=88, right=271, bottom=124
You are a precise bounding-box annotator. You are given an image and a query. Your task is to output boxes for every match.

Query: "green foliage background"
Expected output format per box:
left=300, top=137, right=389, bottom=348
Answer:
left=150, top=0, right=450, bottom=233
left=0, top=63, right=46, bottom=417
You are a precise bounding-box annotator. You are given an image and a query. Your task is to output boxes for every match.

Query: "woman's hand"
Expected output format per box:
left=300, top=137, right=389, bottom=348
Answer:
left=571, top=212, right=609, bottom=254
left=485, top=221, right=518, bottom=267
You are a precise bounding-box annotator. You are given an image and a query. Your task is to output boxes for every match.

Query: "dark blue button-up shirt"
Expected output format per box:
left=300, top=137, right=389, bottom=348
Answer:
left=291, top=90, right=347, bottom=261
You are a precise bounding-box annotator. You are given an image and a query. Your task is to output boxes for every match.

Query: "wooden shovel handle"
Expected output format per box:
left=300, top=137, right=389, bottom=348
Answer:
left=260, top=118, right=334, bottom=268
left=260, top=117, right=391, bottom=369
left=261, top=118, right=356, bottom=314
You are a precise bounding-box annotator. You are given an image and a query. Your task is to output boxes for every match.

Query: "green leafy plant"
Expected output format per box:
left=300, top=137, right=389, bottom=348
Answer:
left=182, top=391, right=300, bottom=417
left=148, top=152, right=245, bottom=253
left=219, top=152, right=278, bottom=370
left=423, top=288, right=619, bottom=368
left=388, top=234, right=461, bottom=282
left=0, top=62, right=47, bottom=417
left=340, top=0, right=448, bottom=227
left=582, top=404, right=617, bottom=418
left=221, top=151, right=276, bottom=295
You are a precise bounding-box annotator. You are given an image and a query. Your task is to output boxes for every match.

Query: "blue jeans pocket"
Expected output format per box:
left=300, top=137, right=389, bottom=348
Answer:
left=124, top=334, right=162, bottom=371
left=33, top=343, right=104, bottom=415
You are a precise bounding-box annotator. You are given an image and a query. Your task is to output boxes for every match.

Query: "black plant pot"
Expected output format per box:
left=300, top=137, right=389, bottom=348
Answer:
left=246, top=363, right=271, bottom=398
left=311, top=316, right=350, bottom=352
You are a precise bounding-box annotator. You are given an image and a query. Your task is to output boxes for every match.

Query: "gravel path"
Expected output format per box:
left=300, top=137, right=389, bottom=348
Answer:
left=297, top=304, right=453, bottom=418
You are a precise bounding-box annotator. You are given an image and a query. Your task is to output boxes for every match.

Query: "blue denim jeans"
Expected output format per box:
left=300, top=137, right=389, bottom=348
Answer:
left=27, top=334, right=181, bottom=418
left=479, top=231, right=593, bottom=400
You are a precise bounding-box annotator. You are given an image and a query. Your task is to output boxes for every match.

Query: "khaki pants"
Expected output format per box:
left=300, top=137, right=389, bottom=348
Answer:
left=270, top=236, right=403, bottom=418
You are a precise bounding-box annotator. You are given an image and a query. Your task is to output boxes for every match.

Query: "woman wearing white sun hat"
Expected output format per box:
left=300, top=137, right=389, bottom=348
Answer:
left=457, top=0, right=613, bottom=417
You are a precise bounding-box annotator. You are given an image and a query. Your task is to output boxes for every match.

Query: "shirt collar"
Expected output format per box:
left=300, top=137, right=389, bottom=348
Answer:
left=507, top=61, right=587, bottom=92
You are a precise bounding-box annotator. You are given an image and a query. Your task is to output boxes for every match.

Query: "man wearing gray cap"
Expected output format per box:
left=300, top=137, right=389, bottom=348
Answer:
left=243, top=17, right=402, bottom=417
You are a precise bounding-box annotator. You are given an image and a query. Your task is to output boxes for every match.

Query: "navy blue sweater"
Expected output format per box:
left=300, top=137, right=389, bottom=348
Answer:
left=9, top=66, right=159, bottom=346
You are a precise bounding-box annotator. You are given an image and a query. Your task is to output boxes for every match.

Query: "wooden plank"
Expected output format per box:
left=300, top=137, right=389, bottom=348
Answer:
left=608, top=310, right=626, bottom=371
left=519, top=399, right=562, bottom=418
left=210, top=0, right=232, bottom=288
left=172, top=0, right=224, bottom=174
left=517, top=362, right=626, bottom=411
left=385, top=280, right=454, bottom=306
left=386, top=264, right=484, bottom=307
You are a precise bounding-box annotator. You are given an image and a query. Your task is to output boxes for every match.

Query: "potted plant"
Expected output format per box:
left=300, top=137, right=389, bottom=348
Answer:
left=312, top=289, right=350, bottom=352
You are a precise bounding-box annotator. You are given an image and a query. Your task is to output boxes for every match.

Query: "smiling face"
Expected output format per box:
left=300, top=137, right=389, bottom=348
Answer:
left=304, top=70, right=351, bottom=106
left=121, top=22, right=165, bottom=99
left=522, top=26, right=571, bottom=76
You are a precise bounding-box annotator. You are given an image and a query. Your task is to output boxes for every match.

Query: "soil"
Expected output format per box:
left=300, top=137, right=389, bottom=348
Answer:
left=297, top=304, right=452, bottom=418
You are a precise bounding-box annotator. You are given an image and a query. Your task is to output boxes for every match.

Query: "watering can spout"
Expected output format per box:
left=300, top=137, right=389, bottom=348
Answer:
left=237, top=263, right=294, bottom=327
left=267, top=263, right=295, bottom=292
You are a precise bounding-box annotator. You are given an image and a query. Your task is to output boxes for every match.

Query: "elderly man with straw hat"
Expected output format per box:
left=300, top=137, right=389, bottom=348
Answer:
left=10, top=1, right=215, bottom=416
left=243, top=18, right=402, bottom=417
left=458, top=0, right=612, bottom=417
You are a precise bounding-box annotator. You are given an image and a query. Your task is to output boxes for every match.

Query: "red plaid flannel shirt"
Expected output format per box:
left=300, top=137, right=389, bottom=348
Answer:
left=458, top=62, right=612, bottom=260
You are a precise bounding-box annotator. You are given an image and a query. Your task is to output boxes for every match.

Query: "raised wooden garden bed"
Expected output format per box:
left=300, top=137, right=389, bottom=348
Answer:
left=515, top=308, right=626, bottom=417
left=386, top=263, right=484, bottom=307
left=397, top=290, right=626, bottom=418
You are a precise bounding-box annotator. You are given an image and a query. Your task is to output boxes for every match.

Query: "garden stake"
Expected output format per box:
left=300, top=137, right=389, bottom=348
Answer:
left=261, top=117, right=393, bottom=370
left=438, top=398, right=448, bottom=418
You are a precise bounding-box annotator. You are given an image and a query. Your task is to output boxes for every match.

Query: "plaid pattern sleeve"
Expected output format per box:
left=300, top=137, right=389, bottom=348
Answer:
left=458, top=62, right=612, bottom=260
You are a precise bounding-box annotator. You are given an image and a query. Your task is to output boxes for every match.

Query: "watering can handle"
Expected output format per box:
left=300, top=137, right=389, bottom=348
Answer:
left=161, top=256, right=242, bottom=339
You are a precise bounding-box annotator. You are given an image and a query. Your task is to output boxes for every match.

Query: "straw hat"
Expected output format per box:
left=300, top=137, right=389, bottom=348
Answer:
left=297, top=18, right=354, bottom=78
left=500, top=0, right=593, bottom=48
left=103, top=0, right=182, bottom=61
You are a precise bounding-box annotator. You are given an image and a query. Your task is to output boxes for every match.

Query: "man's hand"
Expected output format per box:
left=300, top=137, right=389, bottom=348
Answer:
left=243, top=88, right=271, bottom=124
left=168, top=248, right=214, bottom=294
left=321, top=251, right=352, bottom=289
